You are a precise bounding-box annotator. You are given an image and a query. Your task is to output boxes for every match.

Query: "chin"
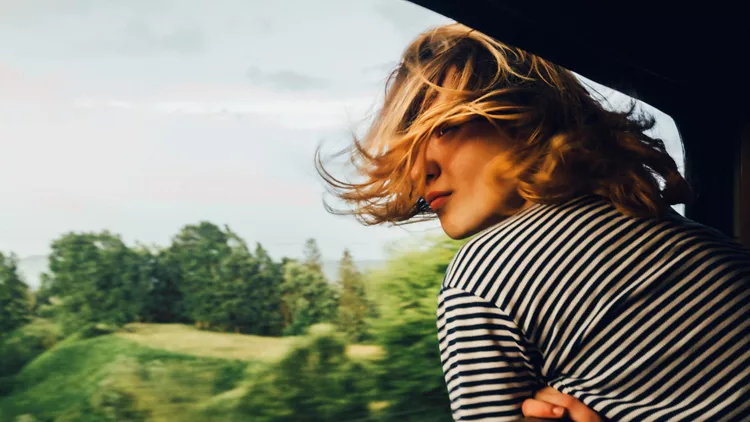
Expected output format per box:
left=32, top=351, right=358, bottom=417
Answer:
left=439, top=218, right=475, bottom=240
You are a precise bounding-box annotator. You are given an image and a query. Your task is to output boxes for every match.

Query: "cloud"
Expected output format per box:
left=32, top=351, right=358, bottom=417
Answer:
left=0, top=65, right=69, bottom=102
left=139, top=168, right=321, bottom=207
left=28, top=192, right=88, bottom=214
left=71, top=93, right=376, bottom=130
left=93, top=19, right=206, bottom=56
left=255, top=17, right=273, bottom=32
left=246, top=67, right=329, bottom=91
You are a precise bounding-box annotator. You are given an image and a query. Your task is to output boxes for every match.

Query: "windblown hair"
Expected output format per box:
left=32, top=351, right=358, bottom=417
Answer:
left=315, top=23, right=692, bottom=226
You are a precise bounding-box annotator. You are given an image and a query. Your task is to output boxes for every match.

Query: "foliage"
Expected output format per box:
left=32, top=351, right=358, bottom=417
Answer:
left=237, top=323, right=375, bottom=422
left=280, top=260, right=339, bottom=336
left=39, top=222, right=289, bottom=336
left=162, top=222, right=232, bottom=327
left=0, top=222, right=473, bottom=422
left=43, top=231, right=151, bottom=334
left=248, top=244, right=285, bottom=336
left=303, top=238, right=325, bottom=275
left=163, top=222, right=285, bottom=335
left=367, top=234, right=467, bottom=422
left=0, top=252, right=33, bottom=335
left=138, top=247, right=186, bottom=325
left=336, top=249, right=376, bottom=342
left=0, top=319, right=62, bottom=396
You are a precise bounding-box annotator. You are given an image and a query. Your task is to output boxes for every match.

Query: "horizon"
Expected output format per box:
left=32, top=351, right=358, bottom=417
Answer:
left=15, top=253, right=388, bottom=292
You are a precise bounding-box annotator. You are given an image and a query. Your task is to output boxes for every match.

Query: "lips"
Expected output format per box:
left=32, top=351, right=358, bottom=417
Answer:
left=425, top=191, right=452, bottom=210
left=429, top=195, right=450, bottom=210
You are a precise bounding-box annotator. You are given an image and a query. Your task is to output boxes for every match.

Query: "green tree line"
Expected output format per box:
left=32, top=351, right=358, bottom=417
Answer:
left=2, top=221, right=374, bottom=342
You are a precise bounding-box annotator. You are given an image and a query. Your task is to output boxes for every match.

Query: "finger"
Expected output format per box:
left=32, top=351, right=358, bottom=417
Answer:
left=522, top=398, right=567, bottom=419
left=534, top=389, right=601, bottom=422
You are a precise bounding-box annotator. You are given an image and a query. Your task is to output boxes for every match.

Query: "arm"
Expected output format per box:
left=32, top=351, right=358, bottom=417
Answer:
left=437, top=286, right=543, bottom=421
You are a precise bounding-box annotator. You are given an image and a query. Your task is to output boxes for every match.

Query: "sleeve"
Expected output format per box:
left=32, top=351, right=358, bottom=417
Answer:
left=437, top=286, right=543, bottom=422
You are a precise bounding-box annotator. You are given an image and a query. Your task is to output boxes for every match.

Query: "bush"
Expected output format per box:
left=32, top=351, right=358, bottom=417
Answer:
left=0, top=375, right=15, bottom=396
left=0, top=335, right=46, bottom=380
left=237, top=328, right=376, bottom=422
left=0, top=328, right=58, bottom=377
left=78, top=323, right=117, bottom=340
left=35, top=304, right=60, bottom=320
left=365, top=234, right=463, bottom=422
left=0, top=320, right=62, bottom=397
left=211, top=362, right=246, bottom=395
left=59, top=323, right=118, bottom=345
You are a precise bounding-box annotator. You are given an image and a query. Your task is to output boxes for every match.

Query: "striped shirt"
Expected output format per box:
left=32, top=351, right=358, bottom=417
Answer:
left=436, top=194, right=750, bottom=421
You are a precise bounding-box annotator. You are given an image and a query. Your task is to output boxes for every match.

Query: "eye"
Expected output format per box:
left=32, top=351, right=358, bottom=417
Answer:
left=437, top=123, right=460, bottom=138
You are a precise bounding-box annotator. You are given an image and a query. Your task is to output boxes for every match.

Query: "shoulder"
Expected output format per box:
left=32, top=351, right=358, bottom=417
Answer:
left=443, top=193, right=749, bottom=300
left=436, top=286, right=530, bottom=345
left=442, top=194, right=609, bottom=292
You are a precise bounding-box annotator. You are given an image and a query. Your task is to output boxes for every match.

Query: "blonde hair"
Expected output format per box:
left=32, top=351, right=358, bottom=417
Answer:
left=315, top=23, right=692, bottom=226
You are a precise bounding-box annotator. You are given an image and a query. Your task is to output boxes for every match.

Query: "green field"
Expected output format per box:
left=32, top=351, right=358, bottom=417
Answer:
left=0, top=323, right=383, bottom=422
left=117, top=323, right=382, bottom=363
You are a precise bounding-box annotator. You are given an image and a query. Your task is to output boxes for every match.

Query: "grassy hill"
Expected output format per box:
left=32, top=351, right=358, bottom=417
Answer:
left=118, top=323, right=381, bottom=363
left=0, top=334, right=251, bottom=422
left=0, top=323, right=383, bottom=422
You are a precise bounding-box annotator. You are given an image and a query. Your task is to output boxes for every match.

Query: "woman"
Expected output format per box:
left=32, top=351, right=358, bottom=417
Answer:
left=315, top=23, right=750, bottom=421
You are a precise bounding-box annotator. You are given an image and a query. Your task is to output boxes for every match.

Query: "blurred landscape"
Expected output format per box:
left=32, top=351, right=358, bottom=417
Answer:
left=0, top=223, right=464, bottom=422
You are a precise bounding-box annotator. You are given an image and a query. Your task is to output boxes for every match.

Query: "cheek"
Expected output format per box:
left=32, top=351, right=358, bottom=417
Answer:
left=484, top=151, right=517, bottom=182
left=453, top=162, right=505, bottom=214
left=450, top=139, right=514, bottom=183
left=479, top=160, right=500, bottom=188
left=450, top=148, right=493, bottom=182
left=477, top=156, right=520, bottom=207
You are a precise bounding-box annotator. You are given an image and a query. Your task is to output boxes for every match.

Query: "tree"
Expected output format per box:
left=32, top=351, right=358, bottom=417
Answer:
left=215, top=233, right=258, bottom=333
left=164, top=222, right=233, bottom=328
left=164, top=223, right=287, bottom=334
left=238, top=327, right=374, bottom=422
left=276, top=238, right=339, bottom=335
left=0, top=252, right=32, bottom=334
left=44, top=231, right=150, bottom=333
left=280, top=261, right=338, bottom=336
left=278, top=258, right=298, bottom=331
left=335, top=249, right=372, bottom=342
left=367, top=234, right=467, bottom=422
left=138, top=245, right=186, bottom=324
left=302, top=238, right=324, bottom=275
left=249, top=243, right=285, bottom=336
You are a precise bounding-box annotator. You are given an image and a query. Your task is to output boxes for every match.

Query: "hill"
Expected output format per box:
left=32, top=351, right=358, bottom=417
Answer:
left=116, top=323, right=381, bottom=363
left=0, top=323, right=383, bottom=421
left=0, top=333, right=251, bottom=422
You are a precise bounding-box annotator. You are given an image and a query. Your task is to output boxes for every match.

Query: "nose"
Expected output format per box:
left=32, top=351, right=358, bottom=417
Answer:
left=409, top=137, right=440, bottom=188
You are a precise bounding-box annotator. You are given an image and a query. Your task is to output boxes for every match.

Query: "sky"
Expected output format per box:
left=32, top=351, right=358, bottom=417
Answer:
left=0, top=0, right=685, bottom=263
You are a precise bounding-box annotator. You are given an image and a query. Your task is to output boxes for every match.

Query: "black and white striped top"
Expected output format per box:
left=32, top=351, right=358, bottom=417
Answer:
left=436, top=194, right=750, bottom=421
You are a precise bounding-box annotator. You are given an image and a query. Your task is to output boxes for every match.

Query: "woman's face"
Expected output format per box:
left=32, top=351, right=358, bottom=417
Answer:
left=409, top=113, right=532, bottom=240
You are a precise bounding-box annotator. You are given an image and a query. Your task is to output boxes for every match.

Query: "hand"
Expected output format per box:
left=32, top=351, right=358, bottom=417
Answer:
left=522, top=386, right=602, bottom=422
